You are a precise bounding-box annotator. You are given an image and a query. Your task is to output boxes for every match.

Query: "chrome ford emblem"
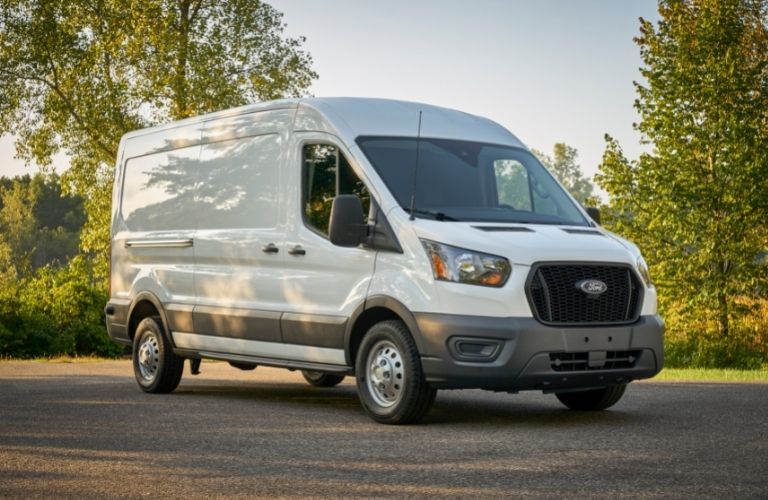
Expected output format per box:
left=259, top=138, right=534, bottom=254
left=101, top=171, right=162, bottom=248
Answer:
left=576, top=279, right=608, bottom=296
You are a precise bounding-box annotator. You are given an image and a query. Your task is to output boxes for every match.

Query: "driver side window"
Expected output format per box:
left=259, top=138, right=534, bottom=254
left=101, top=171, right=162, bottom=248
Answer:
left=302, top=144, right=370, bottom=236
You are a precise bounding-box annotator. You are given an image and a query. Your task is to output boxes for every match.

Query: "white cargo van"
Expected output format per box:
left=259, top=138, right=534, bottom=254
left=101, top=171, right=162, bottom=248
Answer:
left=106, top=98, right=663, bottom=424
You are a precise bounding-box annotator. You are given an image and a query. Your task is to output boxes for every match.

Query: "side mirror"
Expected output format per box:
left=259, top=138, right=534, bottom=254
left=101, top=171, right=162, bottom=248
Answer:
left=586, top=206, right=601, bottom=225
left=329, top=195, right=367, bottom=247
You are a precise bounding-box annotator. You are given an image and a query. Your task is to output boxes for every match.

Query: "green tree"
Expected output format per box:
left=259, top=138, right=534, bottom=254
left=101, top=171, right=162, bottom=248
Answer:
left=0, top=0, right=317, bottom=282
left=596, top=1, right=768, bottom=356
left=533, top=143, right=596, bottom=205
left=0, top=174, right=84, bottom=273
left=0, top=176, right=39, bottom=275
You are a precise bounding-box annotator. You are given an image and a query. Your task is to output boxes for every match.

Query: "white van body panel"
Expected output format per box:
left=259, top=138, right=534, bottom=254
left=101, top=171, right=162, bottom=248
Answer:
left=409, top=221, right=635, bottom=266
left=111, top=138, right=201, bottom=305
left=192, top=110, right=291, bottom=318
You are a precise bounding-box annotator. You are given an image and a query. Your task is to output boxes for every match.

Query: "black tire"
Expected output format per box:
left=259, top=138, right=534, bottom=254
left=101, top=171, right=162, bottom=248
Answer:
left=302, top=371, right=345, bottom=387
left=555, top=384, right=627, bottom=411
left=132, top=316, right=184, bottom=393
left=355, top=320, right=436, bottom=424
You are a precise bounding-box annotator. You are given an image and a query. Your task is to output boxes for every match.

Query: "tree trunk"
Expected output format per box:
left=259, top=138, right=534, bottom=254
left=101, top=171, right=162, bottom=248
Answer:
left=717, top=289, right=730, bottom=338
left=171, top=0, right=190, bottom=120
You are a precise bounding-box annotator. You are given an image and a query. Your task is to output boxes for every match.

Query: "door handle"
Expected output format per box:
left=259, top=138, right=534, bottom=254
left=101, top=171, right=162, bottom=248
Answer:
left=262, top=243, right=279, bottom=254
left=125, top=238, right=193, bottom=248
left=288, top=245, right=306, bottom=256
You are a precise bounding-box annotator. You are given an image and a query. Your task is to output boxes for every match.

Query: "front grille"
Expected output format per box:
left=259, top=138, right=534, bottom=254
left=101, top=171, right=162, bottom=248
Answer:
left=550, top=350, right=641, bottom=372
left=527, top=263, right=641, bottom=325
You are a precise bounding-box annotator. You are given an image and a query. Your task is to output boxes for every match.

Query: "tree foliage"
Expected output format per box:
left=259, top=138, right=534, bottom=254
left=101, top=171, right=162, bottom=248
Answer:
left=0, top=174, right=116, bottom=357
left=533, top=143, right=596, bottom=205
left=0, top=0, right=317, bottom=281
left=596, top=0, right=768, bottom=366
left=0, top=174, right=84, bottom=274
left=0, top=255, right=123, bottom=358
left=0, top=1, right=316, bottom=357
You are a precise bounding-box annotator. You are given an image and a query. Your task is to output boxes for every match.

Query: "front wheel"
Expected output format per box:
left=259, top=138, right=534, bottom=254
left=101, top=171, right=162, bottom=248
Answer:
left=132, top=316, right=184, bottom=393
left=555, top=384, right=627, bottom=411
left=355, top=320, right=436, bottom=424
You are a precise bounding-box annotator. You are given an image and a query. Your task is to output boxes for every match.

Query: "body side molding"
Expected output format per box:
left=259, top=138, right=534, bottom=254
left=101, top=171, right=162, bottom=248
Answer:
left=193, top=305, right=282, bottom=343
left=172, top=332, right=347, bottom=366
left=173, top=349, right=352, bottom=374
left=281, top=312, right=347, bottom=349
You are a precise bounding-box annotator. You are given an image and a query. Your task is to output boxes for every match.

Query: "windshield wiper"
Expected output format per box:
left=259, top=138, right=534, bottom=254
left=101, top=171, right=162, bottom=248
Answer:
left=404, top=208, right=460, bottom=221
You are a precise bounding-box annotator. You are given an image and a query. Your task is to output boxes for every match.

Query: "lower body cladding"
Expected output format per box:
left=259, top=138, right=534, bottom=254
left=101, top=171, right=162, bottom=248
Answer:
left=106, top=297, right=663, bottom=393
left=414, top=314, right=664, bottom=391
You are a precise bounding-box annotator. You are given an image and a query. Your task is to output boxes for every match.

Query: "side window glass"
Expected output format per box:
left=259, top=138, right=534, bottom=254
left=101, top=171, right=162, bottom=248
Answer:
left=494, top=159, right=532, bottom=211
left=339, top=153, right=371, bottom=215
left=303, top=144, right=370, bottom=236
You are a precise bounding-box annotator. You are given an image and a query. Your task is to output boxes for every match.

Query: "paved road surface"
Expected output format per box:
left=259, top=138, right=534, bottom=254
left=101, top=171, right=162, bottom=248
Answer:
left=1, top=360, right=766, bottom=498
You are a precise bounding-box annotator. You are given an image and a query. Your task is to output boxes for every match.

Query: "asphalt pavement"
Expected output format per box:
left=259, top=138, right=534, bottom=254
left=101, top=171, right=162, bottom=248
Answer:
left=1, top=360, right=766, bottom=498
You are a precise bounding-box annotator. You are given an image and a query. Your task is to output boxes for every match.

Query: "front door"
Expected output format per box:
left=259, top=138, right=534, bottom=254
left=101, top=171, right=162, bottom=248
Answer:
left=279, top=133, right=377, bottom=362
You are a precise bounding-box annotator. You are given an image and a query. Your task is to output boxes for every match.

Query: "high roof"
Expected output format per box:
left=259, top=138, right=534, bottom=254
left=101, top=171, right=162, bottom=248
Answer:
left=296, top=97, right=525, bottom=149
left=120, top=97, right=526, bottom=150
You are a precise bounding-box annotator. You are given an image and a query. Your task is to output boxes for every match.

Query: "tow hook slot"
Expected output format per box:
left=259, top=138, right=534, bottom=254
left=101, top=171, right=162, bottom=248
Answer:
left=588, top=351, right=607, bottom=369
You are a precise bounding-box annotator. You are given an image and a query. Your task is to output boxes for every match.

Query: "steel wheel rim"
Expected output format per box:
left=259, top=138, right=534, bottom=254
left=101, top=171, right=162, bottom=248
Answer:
left=365, top=340, right=405, bottom=408
left=137, top=332, right=160, bottom=382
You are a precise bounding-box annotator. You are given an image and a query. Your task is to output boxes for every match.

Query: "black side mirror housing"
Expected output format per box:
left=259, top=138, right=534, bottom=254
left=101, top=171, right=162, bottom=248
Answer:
left=586, top=206, right=601, bottom=225
left=329, top=195, right=367, bottom=247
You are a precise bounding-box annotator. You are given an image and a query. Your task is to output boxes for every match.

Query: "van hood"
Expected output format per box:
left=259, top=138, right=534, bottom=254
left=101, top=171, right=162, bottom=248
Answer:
left=411, top=221, right=638, bottom=267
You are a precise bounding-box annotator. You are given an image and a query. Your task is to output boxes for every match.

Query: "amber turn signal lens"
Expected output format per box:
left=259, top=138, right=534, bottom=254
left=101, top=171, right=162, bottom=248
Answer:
left=481, top=272, right=504, bottom=286
left=431, top=252, right=449, bottom=280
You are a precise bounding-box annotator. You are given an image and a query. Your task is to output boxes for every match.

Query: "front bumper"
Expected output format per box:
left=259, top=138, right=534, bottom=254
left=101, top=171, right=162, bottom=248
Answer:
left=415, top=313, right=664, bottom=391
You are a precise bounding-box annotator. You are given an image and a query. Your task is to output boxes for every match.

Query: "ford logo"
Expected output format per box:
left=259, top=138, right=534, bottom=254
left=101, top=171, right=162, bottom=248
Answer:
left=576, top=279, right=608, bottom=296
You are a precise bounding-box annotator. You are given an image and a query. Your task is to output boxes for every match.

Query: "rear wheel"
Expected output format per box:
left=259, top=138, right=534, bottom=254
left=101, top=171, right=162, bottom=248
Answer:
left=302, top=371, right=345, bottom=387
left=555, top=384, right=627, bottom=411
left=132, top=316, right=184, bottom=393
left=355, top=320, right=436, bottom=424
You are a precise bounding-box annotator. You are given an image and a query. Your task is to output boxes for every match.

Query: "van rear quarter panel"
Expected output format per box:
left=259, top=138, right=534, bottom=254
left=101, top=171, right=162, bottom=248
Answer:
left=112, top=109, right=297, bottom=309
left=112, top=129, right=203, bottom=305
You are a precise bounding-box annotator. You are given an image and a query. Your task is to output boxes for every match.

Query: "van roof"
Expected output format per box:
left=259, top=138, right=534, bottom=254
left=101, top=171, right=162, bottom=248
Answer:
left=120, top=97, right=525, bottom=149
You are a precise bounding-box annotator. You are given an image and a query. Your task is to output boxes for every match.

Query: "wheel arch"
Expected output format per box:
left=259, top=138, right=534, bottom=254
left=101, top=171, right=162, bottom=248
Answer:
left=126, top=292, right=173, bottom=345
left=344, top=295, right=425, bottom=367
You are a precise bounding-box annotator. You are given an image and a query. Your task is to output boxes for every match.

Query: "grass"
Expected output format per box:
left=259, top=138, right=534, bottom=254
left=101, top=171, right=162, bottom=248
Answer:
left=653, top=368, right=768, bottom=383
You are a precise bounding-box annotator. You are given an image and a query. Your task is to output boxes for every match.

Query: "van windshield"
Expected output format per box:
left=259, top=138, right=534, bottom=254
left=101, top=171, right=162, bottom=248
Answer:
left=356, top=136, right=589, bottom=225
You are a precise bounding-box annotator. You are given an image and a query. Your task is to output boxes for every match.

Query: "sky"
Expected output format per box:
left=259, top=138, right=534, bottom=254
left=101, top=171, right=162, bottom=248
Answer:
left=0, top=0, right=660, bottom=195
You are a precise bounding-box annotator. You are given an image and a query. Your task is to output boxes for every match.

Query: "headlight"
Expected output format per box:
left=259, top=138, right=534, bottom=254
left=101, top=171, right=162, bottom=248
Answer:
left=421, top=239, right=511, bottom=287
left=636, top=256, right=652, bottom=287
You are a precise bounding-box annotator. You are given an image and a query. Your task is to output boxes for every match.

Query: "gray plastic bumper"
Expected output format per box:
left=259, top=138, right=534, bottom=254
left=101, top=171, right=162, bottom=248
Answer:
left=415, top=313, right=664, bottom=391
left=104, top=300, right=131, bottom=345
